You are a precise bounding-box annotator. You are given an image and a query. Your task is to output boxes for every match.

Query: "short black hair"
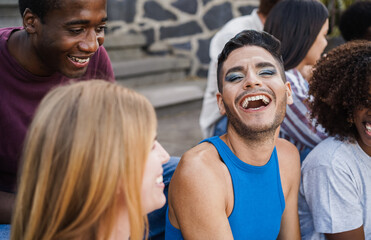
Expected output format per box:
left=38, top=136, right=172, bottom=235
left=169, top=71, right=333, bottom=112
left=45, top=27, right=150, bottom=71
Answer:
left=309, top=41, right=371, bottom=142
left=18, top=0, right=62, bottom=22
left=264, top=0, right=328, bottom=70
left=217, top=30, right=285, bottom=93
left=339, top=1, right=371, bottom=41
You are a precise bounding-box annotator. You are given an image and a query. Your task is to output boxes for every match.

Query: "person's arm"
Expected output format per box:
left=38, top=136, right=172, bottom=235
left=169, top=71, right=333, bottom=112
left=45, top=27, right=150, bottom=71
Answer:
left=276, top=138, right=301, bottom=239
left=325, top=226, right=365, bottom=240
left=0, top=191, right=15, bottom=223
left=168, top=149, right=234, bottom=239
left=199, top=60, right=223, bottom=138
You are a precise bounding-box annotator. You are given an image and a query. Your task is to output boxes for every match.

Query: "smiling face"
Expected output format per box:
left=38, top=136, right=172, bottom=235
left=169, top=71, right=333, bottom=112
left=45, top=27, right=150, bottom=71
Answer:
left=217, top=46, right=292, bottom=139
left=354, top=84, right=371, bottom=156
left=32, top=0, right=107, bottom=78
left=141, top=140, right=170, bottom=214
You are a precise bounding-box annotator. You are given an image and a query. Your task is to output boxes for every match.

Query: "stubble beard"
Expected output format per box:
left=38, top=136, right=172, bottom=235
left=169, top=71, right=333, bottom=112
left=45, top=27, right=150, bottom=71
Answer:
left=223, top=94, right=287, bottom=143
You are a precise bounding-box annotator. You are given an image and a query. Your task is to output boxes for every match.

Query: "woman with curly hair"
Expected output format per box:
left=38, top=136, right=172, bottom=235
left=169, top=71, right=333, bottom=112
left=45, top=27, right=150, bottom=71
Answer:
left=10, top=80, right=170, bottom=240
left=299, top=41, right=371, bottom=239
left=264, top=0, right=329, bottom=160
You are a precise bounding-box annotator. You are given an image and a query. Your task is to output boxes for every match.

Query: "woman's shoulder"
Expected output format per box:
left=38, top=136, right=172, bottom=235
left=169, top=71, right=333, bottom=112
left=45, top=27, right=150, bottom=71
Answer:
left=302, top=137, right=356, bottom=171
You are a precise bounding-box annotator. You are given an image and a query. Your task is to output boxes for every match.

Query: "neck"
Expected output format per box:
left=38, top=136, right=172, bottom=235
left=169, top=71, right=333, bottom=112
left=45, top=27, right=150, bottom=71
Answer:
left=356, top=137, right=371, bottom=157
left=257, top=11, right=267, bottom=25
left=295, top=61, right=313, bottom=81
left=222, top=127, right=277, bottom=166
left=109, top=207, right=130, bottom=240
left=7, top=29, right=54, bottom=77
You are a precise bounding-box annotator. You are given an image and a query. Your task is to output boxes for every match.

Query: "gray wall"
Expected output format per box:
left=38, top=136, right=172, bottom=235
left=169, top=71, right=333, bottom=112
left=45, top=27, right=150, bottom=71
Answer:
left=0, top=0, right=260, bottom=77
left=107, top=0, right=259, bottom=77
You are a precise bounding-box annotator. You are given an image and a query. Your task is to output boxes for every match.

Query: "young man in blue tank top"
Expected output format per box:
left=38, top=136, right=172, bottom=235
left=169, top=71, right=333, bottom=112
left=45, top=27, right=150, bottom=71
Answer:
left=165, top=30, right=301, bottom=239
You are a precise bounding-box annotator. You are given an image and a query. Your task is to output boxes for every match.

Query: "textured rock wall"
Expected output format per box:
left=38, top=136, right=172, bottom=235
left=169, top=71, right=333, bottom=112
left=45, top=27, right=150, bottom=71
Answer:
left=107, top=0, right=259, bottom=77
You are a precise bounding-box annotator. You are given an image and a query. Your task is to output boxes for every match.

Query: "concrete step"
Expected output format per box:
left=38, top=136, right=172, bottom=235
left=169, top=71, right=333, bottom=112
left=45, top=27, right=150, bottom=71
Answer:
left=0, top=0, right=21, bottom=28
left=104, top=32, right=147, bottom=61
left=134, top=79, right=206, bottom=108
left=118, top=79, right=207, bottom=116
left=113, top=56, right=191, bottom=88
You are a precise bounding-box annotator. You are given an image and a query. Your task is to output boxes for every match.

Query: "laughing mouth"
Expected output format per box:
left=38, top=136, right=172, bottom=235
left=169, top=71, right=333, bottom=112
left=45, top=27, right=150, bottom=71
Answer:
left=68, top=55, right=90, bottom=64
left=156, top=175, right=163, bottom=184
left=241, top=95, right=271, bottom=110
left=365, top=122, right=371, bottom=134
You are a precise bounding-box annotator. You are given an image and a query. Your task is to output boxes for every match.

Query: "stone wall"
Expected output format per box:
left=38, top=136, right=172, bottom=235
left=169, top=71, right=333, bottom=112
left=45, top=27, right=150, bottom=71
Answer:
left=107, top=0, right=259, bottom=77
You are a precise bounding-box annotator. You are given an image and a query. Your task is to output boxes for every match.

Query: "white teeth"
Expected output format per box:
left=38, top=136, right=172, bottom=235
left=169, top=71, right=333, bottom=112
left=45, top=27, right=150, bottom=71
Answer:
left=156, top=175, right=163, bottom=184
left=70, top=56, right=89, bottom=63
left=366, top=123, right=371, bottom=132
left=262, top=96, right=270, bottom=104
left=242, top=98, right=249, bottom=108
left=241, top=95, right=270, bottom=109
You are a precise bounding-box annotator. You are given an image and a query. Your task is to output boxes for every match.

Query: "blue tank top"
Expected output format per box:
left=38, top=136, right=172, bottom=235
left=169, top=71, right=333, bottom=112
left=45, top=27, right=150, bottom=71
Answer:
left=165, top=136, right=285, bottom=240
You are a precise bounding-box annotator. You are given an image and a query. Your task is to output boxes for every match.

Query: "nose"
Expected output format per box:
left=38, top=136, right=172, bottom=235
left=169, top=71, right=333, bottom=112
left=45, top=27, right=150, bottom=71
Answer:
left=78, top=30, right=101, bottom=53
left=243, top=72, right=262, bottom=89
left=157, top=142, right=170, bottom=165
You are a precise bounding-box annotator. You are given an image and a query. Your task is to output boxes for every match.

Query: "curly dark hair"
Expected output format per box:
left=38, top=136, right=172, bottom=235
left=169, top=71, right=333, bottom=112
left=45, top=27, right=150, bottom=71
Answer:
left=308, top=41, right=371, bottom=142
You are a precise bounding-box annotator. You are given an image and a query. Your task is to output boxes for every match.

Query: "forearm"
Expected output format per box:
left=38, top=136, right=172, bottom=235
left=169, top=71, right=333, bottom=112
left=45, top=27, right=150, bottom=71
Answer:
left=0, top=191, right=15, bottom=223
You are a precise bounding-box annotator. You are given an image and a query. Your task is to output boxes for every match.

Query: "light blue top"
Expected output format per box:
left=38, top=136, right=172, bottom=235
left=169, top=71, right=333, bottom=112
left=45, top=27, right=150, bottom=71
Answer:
left=165, top=136, right=285, bottom=239
left=299, top=137, right=371, bottom=239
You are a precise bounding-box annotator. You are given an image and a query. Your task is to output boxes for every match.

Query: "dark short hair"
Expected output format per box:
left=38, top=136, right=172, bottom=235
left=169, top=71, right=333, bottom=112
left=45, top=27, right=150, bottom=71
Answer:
left=309, top=41, right=371, bottom=142
left=264, top=0, right=328, bottom=70
left=339, top=1, right=371, bottom=41
left=258, top=0, right=281, bottom=16
left=217, top=30, right=285, bottom=93
left=18, top=0, right=62, bottom=22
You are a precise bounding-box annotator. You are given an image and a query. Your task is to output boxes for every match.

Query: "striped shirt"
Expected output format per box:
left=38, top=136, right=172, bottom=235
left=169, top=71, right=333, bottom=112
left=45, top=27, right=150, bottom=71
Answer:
left=279, top=69, right=327, bottom=151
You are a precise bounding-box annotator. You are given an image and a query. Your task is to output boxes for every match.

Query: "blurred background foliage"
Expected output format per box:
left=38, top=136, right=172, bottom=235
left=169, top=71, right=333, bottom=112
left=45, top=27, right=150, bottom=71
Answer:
left=321, top=0, right=367, bottom=37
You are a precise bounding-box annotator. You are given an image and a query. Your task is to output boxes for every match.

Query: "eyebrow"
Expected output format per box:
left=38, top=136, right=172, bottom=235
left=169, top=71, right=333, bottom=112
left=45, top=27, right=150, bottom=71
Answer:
left=255, top=62, right=276, bottom=69
left=225, top=66, right=244, bottom=76
left=65, top=17, right=108, bottom=26
left=224, top=61, right=276, bottom=76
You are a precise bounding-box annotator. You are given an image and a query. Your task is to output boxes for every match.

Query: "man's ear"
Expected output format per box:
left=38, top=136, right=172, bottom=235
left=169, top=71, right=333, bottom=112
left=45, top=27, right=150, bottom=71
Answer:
left=23, top=8, right=39, bottom=34
left=216, top=92, right=226, bottom=115
left=285, top=82, right=293, bottom=105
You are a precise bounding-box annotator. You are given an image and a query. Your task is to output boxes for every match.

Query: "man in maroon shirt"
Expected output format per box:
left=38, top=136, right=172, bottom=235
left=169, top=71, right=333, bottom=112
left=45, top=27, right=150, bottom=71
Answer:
left=0, top=0, right=114, bottom=223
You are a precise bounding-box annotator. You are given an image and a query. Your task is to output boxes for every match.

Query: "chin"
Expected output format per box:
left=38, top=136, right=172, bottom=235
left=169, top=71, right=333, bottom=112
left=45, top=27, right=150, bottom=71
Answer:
left=145, top=196, right=166, bottom=214
left=61, top=68, right=88, bottom=79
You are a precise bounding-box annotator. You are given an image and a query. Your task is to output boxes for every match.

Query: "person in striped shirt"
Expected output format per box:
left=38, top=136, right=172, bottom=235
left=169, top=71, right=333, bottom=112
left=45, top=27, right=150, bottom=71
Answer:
left=264, top=0, right=329, bottom=160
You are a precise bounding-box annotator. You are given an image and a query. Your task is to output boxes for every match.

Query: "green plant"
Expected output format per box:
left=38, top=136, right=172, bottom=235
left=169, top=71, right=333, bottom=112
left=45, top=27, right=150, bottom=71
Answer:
left=320, top=0, right=360, bottom=37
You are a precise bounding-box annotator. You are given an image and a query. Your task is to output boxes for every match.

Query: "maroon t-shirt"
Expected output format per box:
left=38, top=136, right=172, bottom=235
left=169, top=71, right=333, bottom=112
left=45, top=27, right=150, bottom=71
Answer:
left=0, top=27, right=115, bottom=192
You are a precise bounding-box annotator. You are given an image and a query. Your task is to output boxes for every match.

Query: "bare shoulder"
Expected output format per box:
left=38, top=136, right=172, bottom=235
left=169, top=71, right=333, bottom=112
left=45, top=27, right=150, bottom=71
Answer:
left=275, top=139, right=301, bottom=240
left=276, top=138, right=300, bottom=170
left=168, top=142, right=230, bottom=228
left=275, top=138, right=300, bottom=195
left=174, top=142, right=225, bottom=178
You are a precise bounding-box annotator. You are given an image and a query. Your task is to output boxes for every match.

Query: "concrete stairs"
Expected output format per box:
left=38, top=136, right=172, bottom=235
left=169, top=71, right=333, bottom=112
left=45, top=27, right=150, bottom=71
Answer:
left=0, top=1, right=205, bottom=156
left=104, top=31, right=206, bottom=116
left=105, top=31, right=206, bottom=155
left=0, top=0, right=21, bottom=28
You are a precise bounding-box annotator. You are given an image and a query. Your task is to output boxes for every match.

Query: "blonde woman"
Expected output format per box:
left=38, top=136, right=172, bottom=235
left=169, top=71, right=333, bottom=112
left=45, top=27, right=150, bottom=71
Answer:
left=10, top=80, right=169, bottom=240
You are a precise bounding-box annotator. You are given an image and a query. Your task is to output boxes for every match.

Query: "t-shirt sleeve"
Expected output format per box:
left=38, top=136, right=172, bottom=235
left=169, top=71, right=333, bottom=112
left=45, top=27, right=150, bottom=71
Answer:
left=301, top=165, right=363, bottom=234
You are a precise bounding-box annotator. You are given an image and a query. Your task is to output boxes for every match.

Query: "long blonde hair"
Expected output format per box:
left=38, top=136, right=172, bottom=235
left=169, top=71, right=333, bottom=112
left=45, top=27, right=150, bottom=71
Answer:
left=11, top=80, right=156, bottom=240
